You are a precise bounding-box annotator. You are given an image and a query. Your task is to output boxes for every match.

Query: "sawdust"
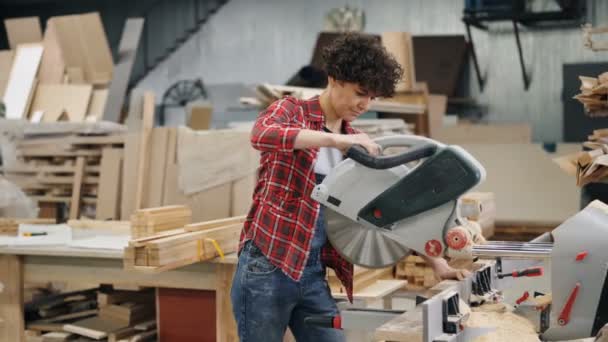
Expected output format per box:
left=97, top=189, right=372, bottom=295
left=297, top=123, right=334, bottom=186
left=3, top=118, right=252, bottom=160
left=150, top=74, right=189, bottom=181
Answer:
left=465, top=303, right=540, bottom=342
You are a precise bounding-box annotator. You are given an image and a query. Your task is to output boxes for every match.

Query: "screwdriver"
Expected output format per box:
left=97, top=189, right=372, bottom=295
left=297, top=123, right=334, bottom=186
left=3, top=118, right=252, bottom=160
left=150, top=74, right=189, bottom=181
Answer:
left=498, top=266, right=543, bottom=279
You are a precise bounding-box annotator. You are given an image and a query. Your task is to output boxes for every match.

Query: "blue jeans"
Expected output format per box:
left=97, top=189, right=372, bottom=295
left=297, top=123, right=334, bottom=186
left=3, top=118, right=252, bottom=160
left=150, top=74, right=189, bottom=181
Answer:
left=230, top=234, right=344, bottom=341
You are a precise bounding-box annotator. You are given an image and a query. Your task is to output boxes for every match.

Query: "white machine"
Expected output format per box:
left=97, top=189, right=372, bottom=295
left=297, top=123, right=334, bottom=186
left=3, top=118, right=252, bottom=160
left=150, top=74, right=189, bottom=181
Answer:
left=309, top=135, right=608, bottom=341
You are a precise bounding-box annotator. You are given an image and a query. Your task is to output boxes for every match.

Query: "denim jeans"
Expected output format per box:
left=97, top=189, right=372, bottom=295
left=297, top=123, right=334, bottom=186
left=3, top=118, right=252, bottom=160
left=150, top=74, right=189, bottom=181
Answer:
left=230, top=219, right=344, bottom=341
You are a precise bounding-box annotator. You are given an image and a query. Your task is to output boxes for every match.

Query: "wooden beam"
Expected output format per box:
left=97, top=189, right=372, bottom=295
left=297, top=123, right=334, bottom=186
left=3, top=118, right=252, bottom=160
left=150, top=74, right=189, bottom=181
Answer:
left=134, top=92, right=155, bottom=210
left=69, top=156, right=85, bottom=219
left=216, top=263, right=237, bottom=342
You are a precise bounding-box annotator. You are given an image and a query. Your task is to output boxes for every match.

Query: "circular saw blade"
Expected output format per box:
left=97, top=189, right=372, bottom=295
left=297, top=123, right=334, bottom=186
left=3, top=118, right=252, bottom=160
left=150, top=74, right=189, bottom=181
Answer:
left=324, top=207, right=411, bottom=268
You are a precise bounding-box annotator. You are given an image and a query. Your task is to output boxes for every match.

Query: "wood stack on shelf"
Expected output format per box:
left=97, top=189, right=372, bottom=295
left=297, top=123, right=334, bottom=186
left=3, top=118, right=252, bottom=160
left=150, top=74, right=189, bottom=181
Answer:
left=124, top=215, right=244, bottom=272
left=0, top=124, right=125, bottom=219
left=0, top=218, right=55, bottom=235
left=459, top=192, right=496, bottom=238
left=62, top=288, right=155, bottom=341
left=327, top=265, right=394, bottom=294
left=130, top=205, right=192, bottom=239
left=574, top=73, right=608, bottom=117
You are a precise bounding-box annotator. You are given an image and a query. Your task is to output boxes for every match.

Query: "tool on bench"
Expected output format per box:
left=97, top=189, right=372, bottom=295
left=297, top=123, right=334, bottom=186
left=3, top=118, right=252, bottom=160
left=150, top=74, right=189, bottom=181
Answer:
left=497, top=266, right=544, bottom=279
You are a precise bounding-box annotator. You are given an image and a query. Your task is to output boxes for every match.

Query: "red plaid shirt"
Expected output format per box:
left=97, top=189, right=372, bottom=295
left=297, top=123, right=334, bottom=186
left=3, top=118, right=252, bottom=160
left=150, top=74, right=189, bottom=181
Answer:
left=239, top=95, right=356, bottom=302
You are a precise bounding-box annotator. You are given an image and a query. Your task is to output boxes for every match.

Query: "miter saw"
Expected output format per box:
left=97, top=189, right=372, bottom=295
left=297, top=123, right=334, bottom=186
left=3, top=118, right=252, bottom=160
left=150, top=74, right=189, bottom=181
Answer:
left=309, top=135, right=608, bottom=341
left=311, top=135, right=486, bottom=267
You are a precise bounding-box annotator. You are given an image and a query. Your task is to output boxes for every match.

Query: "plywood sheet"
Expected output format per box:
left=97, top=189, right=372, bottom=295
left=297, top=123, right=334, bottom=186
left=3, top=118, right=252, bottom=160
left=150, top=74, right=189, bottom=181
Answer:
left=30, top=84, right=93, bottom=122
left=177, top=127, right=259, bottom=195
left=4, top=17, right=42, bottom=49
left=3, top=43, right=43, bottom=119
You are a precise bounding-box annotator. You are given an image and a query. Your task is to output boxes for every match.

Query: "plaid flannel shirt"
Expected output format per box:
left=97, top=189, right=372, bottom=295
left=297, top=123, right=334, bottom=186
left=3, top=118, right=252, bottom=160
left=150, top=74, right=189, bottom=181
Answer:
left=239, top=95, right=356, bottom=302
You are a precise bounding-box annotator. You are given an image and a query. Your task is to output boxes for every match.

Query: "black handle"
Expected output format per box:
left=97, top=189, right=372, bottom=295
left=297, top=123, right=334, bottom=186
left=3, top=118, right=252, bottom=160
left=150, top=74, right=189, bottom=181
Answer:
left=304, top=315, right=337, bottom=328
left=346, top=143, right=438, bottom=170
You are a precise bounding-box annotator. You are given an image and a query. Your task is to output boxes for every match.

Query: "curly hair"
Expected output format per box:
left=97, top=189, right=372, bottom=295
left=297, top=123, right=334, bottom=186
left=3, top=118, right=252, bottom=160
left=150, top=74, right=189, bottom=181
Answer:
left=323, top=33, right=403, bottom=98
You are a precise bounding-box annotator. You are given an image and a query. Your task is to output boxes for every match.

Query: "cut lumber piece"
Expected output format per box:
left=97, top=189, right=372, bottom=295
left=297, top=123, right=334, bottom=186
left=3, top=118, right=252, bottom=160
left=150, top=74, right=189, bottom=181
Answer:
left=96, top=148, right=123, bottom=220
left=69, top=157, right=85, bottom=219
left=4, top=17, right=42, bottom=49
left=3, top=43, right=43, bottom=119
left=130, top=205, right=192, bottom=239
left=145, top=128, right=170, bottom=208
left=40, top=331, right=75, bottom=342
left=134, top=92, right=155, bottom=211
left=33, top=309, right=98, bottom=324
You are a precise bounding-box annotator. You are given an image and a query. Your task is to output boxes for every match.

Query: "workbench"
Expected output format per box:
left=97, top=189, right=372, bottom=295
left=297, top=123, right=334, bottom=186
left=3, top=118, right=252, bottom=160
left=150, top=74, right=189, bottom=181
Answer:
left=0, top=245, right=239, bottom=342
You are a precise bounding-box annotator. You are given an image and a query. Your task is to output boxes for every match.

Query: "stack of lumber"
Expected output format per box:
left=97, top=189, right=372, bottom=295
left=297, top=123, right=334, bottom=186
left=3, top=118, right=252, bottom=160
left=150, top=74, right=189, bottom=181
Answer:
left=459, top=192, right=496, bottom=238
left=574, top=73, right=608, bottom=117
left=328, top=265, right=394, bottom=294
left=0, top=122, right=125, bottom=219
left=130, top=205, right=192, bottom=239
left=1, top=13, right=114, bottom=122
left=124, top=216, right=245, bottom=272
left=395, top=255, right=438, bottom=289
left=554, top=128, right=608, bottom=186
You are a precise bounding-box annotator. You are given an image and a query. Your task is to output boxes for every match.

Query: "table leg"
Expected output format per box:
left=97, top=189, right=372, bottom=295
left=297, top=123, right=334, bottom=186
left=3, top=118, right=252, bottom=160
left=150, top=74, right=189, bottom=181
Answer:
left=216, top=263, right=237, bottom=342
left=0, top=255, right=24, bottom=342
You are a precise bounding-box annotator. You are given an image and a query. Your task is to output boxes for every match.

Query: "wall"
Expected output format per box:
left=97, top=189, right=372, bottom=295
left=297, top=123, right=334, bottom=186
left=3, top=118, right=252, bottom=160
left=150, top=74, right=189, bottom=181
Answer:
left=137, top=0, right=608, bottom=142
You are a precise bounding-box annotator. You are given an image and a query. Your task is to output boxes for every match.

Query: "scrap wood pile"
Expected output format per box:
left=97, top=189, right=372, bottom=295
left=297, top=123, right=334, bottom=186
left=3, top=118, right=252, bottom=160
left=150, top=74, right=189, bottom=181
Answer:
left=0, top=122, right=125, bottom=219
left=554, top=128, right=608, bottom=186
left=574, top=73, right=608, bottom=117
left=25, top=286, right=157, bottom=341
left=124, top=215, right=245, bottom=272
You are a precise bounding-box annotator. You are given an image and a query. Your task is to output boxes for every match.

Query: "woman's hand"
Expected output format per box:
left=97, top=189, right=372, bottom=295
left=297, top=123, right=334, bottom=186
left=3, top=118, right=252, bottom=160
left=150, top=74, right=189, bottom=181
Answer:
left=333, top=133, right=381, bottom=156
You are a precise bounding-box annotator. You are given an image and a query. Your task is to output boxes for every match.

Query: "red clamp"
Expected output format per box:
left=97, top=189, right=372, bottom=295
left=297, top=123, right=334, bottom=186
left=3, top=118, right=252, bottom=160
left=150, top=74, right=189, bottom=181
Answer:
left=516, top=291, right=530, bottom=305
left=558, top=282, right=581, bottom=326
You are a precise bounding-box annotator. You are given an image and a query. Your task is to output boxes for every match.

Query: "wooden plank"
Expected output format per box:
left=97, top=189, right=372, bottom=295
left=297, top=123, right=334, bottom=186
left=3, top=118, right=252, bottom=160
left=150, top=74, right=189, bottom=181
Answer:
left=0, top=255, right=24, bottom=342
left=134, top=92, right=154, bottom=211
left=427, top=94, right=447, bottom=138
left=381, top=32, right=416, bottom=92
left=4, top=17, right=42, bottom=49
left=65, top=67, right=84, bottom=84
left=96, top=148, right=124, bottom=220
left=77, top=13, right=113, bottom=84
left=0, top=50, right=14, bottom=99
left=69, top=156, right=85, bottom=219
left=3, top=43, right=43, bottom=119
left=38, top=19, right=65, bottom=84
left=30, top=84, right=93, bottom=122
left=103, top=18, right=144, bottom=122
left=146, top=128, right=169, bottom=208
